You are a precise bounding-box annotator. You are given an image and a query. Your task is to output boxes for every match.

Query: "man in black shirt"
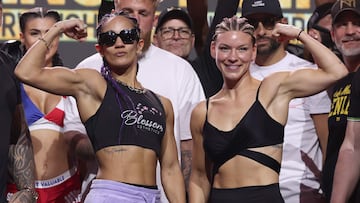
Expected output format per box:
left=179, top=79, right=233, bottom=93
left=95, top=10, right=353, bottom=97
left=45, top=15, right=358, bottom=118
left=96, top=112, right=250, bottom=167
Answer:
left=0, top=1, right=36, bottom=202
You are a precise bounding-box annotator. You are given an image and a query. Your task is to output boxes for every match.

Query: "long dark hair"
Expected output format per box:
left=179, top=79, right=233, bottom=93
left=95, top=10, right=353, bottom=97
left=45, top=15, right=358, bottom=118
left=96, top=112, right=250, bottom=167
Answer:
left=19, top=7, right=63, bottom=66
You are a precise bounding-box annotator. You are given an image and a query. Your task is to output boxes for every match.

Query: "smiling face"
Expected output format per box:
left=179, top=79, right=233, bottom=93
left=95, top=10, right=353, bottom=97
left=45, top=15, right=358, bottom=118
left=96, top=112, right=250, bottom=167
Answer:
left=20, top=16, right=59, bottom=66
left=211, top=31, right=256, bottom=82
left=153, top=18, right=194, bottom=59
left=96, top=15, right=144, bottom=72
left=331, top=11, right=360, bottom=57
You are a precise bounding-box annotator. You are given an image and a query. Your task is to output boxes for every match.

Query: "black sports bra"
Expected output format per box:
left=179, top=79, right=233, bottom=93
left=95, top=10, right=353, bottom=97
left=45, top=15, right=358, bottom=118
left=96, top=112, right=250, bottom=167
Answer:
left=203, top=85, right=284, bottom=175
left=85, top=81, right=166, bottom=156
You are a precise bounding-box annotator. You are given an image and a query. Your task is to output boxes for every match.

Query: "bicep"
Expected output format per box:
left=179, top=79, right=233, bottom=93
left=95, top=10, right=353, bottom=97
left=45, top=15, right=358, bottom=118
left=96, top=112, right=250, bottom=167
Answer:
left=276, top=68, right=334, bottom=99
left=21, top=66, right=92, bottom=97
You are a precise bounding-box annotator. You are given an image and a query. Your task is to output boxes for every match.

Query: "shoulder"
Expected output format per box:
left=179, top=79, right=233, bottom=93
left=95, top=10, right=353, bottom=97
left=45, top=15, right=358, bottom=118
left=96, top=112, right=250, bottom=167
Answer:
left=192, top=100, right=207, bottom=119
left=190, top=100, right=207, bottom=131
left=156, top=94, right=174, bottom=117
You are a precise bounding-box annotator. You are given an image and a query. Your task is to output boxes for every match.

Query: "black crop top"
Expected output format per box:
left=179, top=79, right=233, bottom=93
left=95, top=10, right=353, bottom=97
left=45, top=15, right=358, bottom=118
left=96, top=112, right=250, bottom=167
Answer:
left=85, top=81, right=166, bottom=156
left=203, top=86, right=284, bottom=175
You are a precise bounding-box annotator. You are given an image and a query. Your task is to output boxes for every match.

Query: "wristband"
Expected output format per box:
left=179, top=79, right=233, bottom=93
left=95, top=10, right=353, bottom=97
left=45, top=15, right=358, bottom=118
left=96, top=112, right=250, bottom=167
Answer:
left=38, top=37, right=50, bottom=50
left=297, top=30, right=303, bottom=40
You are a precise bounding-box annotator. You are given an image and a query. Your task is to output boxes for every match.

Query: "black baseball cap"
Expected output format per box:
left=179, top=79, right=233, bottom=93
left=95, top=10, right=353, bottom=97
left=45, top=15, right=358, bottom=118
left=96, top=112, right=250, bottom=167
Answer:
left=242, top=0, right=283, bottom=18
left=155, top=7, right=193, bottom=33
left=331, top=0, right=360, bottom=23
left=307, top=2, right=334, bottom=31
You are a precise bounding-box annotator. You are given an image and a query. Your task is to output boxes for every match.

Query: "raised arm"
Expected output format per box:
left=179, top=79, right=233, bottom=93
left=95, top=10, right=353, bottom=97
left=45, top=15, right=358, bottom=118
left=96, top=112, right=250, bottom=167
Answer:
left=14, top=18, right=104, bottom=122
left=187, top=0, right=240, bottom=56
left=186, top=0, right=208, bottom=54
left=159, top=96, right=186, bottom=203
left=7, top=104, right=37, bottom=203
left=14, top=18, right=88, bottom=97
left=271, top=23, right=348, bottom=99
left=189, top=102, right=211, bottom=203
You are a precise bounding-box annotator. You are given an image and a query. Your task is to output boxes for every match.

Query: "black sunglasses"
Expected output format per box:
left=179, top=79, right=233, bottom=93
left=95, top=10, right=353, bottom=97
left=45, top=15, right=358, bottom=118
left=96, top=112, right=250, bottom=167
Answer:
left=247, top=17, right=280, bottom=30
left=98, top=29, right=139, bottom=46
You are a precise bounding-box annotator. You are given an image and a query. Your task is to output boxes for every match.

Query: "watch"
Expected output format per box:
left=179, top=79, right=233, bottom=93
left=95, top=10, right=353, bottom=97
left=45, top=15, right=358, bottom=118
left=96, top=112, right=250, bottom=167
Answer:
left=24, top=188, right=39, bottom=201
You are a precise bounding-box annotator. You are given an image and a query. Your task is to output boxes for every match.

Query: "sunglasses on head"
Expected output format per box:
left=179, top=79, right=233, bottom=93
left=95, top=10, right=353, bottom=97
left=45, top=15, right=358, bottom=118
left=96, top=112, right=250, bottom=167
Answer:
left=247, top=17, right=280, bottom=30
left=98, top=29, right=139, bottom=46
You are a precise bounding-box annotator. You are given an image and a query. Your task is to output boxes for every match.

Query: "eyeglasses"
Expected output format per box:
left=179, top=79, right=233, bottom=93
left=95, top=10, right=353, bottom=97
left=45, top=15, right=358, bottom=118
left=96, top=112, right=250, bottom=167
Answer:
left=159, top=27, right=192, bottom=39
left=247, top=17, right=280, bottom=30
left=98, top=29, right=139, bottom=46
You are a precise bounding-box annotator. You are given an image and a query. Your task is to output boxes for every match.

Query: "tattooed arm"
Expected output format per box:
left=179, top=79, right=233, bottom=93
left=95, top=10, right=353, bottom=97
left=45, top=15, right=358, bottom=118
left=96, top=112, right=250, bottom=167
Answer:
left=7, top=104, right=37, bottom=203
left=181, top=139, right=192, bottom=192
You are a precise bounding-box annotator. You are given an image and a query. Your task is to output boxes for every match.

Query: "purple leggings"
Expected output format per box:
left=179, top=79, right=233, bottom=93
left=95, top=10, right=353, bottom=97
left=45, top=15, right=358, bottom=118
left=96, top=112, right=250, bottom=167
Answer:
left=84, top=179, right=161, bottom=203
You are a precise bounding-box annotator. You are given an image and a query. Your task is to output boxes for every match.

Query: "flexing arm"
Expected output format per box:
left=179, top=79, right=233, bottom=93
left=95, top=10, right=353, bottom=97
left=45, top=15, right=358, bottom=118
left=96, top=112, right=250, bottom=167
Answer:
left=8, top=104, right=37, bottom=203
left=160, top=97, right=186, bottom=203
left=14, top=18, right=104, bottom=122
left=14, top=18, right=88, bottom=97
left=188, top=102, right=211, bottom=203
left=271, top=23, right=348, bottom=99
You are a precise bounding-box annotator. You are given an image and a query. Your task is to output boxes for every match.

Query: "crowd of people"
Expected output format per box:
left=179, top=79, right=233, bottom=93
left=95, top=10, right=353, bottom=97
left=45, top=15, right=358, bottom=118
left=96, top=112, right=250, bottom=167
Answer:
left=0, top=0, right=359, bottom=202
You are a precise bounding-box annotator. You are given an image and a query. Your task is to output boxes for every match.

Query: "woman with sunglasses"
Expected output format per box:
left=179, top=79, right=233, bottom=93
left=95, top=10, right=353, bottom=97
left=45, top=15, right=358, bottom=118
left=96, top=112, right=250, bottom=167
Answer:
left=14, top=11, right=185, bottom=203
left=188, top=16, right=347, bottom=203
left=5, top=7, right=89, bottom=203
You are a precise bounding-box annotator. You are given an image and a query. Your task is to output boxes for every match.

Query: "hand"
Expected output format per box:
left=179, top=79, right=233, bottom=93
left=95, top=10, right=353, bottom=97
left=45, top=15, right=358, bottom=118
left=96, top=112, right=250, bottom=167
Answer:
left=55, top=18, right=88, bottom=42
left=271, top=23, right=302, bottom=42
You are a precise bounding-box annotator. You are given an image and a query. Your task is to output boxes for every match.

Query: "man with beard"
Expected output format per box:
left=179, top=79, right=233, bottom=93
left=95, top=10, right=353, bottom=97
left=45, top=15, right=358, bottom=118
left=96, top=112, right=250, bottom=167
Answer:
left=241, top=0, right=330, bottom=202
left=322, top=0, right=360, bottom=202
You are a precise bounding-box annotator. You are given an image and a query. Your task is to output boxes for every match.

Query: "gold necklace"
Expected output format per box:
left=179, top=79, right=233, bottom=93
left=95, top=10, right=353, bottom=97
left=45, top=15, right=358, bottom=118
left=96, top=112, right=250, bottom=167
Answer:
left=114, top=78, right=146, bottom=94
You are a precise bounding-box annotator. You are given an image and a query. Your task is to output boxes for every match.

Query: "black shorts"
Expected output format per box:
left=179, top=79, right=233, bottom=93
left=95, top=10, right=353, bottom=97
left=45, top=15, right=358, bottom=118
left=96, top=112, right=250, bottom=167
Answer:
left=209, top=183, right=284, bottom=203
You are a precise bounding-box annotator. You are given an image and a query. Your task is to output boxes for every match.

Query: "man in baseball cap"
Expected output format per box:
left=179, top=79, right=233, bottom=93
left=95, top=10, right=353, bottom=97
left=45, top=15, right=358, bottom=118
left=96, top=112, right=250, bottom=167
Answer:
left=323, top=0, right=360, bottom=202
left=241, top=0, right=283, bottom=18
left=153, top=7, right=195, bottom=59
left=331, top=0, right=360, bottom=22
left=304, top=2, right=341, bottom=62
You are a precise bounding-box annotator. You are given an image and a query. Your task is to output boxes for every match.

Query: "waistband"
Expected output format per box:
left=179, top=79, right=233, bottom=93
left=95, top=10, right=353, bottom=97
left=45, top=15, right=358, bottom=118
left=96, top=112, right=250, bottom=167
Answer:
left=35, top=167, right=77, bottom=189
left=91, top=179, right=160, bottom=194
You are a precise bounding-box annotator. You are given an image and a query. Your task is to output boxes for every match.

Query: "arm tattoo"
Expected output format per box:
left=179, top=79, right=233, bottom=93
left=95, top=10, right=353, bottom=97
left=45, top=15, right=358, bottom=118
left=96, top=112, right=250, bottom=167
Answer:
left=103, top=147, right=128, bottom=153
left=8, top=105, right=36, bottom=192
left=181, top=149, right=192, bottom=191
